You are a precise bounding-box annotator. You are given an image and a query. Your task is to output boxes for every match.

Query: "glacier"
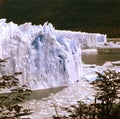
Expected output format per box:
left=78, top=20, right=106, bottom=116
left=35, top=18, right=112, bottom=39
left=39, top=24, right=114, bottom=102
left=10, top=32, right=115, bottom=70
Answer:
left=0, top=19, right=106, bottom=90
left=56, top=30, right=106, bottom=49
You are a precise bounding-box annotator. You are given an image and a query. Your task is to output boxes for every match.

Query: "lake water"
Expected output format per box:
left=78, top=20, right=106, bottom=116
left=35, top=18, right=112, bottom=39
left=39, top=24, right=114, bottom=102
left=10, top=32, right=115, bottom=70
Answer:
left=82, top=50, right=120, bottom=65
left=26, top=86, right=66, bottom=101
left=82, top=38, right=120, bottom=65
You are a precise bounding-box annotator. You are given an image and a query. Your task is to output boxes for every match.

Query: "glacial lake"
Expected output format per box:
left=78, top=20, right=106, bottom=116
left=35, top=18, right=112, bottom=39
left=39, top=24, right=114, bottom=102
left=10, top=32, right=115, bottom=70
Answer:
left=26, top=86, right=66, bottom=101
left=82, top=49, right=120, bottom=65
left=82, top=38, right=120, bottom=65
left=0, top=86, right=66, bottom=104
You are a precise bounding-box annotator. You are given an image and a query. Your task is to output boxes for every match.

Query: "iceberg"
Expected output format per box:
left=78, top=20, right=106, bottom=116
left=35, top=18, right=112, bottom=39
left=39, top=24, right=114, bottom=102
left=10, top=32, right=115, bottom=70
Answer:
left=0, top=19, right=106, bottom=90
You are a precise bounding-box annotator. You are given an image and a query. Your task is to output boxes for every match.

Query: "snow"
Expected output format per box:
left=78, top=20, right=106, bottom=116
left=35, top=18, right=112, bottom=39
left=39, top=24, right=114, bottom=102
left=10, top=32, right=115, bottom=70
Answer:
left=0, top=19, right=106, bottom=90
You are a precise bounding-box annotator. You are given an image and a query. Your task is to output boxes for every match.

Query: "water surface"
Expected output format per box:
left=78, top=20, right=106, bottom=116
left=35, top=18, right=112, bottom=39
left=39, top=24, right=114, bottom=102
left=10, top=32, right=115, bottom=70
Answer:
left=82, top=49, right=120, bottom=65
left=27, top=86, right=66, bottom=101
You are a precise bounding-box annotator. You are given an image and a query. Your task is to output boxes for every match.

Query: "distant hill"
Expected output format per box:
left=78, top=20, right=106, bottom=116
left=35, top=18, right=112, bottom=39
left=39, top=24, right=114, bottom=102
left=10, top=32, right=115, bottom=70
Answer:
left=0, top=0, right=120, bottom=37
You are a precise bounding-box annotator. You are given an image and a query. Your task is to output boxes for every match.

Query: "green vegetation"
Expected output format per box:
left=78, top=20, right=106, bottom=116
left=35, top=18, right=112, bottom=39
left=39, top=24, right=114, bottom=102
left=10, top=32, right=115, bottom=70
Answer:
left=0, top=58, right=32, bottom=119
left=53, top=69, right=120, bottom=119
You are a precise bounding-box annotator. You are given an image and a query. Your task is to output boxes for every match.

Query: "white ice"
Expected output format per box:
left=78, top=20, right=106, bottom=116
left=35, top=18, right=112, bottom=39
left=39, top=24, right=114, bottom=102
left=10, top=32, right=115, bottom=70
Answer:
left=0, top=19, right=106, bottom=90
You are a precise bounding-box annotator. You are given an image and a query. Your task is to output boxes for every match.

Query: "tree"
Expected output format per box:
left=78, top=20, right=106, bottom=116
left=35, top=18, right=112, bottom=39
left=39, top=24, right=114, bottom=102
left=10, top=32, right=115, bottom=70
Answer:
left=53, top=69, right=120, bottom=119
left=0, top=58, right=32, bottom=119
left=92, top=70, right=120, bottom=119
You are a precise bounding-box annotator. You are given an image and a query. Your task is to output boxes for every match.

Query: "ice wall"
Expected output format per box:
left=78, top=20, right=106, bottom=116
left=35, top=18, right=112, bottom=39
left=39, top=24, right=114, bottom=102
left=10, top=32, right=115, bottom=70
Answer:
left=0, top=19, right=106, bottom=90
left=0, top=19, right=82, bottom=89
left=56, top=30, right=106, bottom=49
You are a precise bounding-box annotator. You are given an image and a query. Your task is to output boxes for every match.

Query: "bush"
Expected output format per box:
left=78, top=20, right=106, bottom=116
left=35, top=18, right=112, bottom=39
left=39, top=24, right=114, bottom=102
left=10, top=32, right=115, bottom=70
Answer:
left=53, top=69, right=120, bottom=119
left=0, top=58, right=32, bottom=119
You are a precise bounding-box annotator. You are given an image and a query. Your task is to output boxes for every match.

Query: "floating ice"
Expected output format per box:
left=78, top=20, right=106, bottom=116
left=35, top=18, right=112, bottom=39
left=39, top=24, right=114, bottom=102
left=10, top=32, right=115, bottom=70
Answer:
left=0, top=19, right=106, bottom=90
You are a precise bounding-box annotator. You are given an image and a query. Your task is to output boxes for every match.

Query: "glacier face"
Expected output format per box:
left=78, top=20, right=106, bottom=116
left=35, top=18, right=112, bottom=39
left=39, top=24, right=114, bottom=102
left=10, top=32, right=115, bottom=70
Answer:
left=0, top=19, right=106, bottom=90
left=56, top=30, right=106, bottom=49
